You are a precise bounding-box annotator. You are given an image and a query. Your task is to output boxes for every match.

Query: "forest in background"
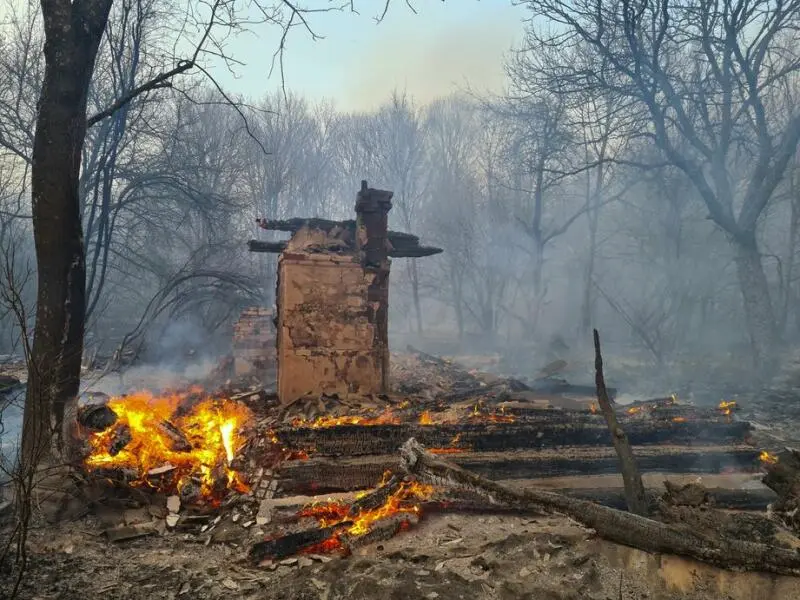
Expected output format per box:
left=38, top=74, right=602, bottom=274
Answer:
left=1, top=0, right=800, bottom=384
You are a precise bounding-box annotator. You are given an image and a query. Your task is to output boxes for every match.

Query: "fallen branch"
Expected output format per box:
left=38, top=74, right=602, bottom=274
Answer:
left=593, top=329, right=648, bottom=515
left=399, top=439, right=800, bottom=577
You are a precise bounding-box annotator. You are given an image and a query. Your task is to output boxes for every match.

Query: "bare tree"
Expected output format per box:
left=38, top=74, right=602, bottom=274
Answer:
left=517, top=0, right=800, bottom=371
left=17, top=0, right=407, bottom=473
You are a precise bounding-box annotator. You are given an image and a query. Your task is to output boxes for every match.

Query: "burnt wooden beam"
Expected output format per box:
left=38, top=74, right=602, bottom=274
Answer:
left=400, top=439, right=800, bottom=577
left=247, top=238, right=443, bottom=258
left=275, top=446, right=762, bottom=495
left=274, top=418, right=753, bottom=458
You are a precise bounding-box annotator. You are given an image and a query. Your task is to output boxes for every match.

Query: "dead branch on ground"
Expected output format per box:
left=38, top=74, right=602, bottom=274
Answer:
left=399, top=438, right=800, bottom=577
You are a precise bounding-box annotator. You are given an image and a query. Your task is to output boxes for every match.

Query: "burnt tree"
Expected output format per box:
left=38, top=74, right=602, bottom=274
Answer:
left=23, top=0, right=113, bottom=469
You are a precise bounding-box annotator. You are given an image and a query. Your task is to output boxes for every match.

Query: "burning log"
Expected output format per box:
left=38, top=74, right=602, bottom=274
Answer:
left=154, top=419, right=193, bottom=452
left=276, top=446, right=762, bottom=495
left=108, top=424, right=132, bottom=456
left=78, top=403, right=118, bottom=431
left=274, top=418, right=752, bottom=458
left=761, top=448, right=800, bottom=533
left=347, top=474, right=403, bottom=516
left=400, top=438, right=800, bottom=577
left=340, top=512, right=419, bottom=550
left=249, top=522, right=353, bottom=563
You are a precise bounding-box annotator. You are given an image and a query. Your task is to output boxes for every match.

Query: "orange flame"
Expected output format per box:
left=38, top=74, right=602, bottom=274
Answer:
left=671, top=416, right=687, bottom=423
left=626, top=406, right=642, bottom=415
left=84, top=389, right=251, bottom=500
left=718, top=400, right=737, bottom=416
left=419, top=411, right=434, bottom=425
left=589, top=403, right=598, bottom=414
left=291, top=409, right=400, bottom=429
left=760, top=451, right=779, bottom=465
left=299, top=479, right=434, bottom=542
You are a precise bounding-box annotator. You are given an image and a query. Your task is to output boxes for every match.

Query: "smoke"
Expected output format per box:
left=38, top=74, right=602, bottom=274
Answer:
left=340, top=13, right=522, bottom=111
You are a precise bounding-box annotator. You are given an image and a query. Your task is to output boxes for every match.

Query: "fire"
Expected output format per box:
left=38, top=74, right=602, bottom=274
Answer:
left=589, top=403, right=598, bottom=414
left=760, top=451, right=779, bottom=465
left=297, top=477, right=434, bottom=547
left=718, top=400, right=737, bottom=416
left=291, top=408, right=400, bottom=428
left=419, top=410, right=434, bottom=425
left=468, top=403, right=515, bottom=424
left=626, top=406, right=642, bottom=415
left=84, top=389, right=252, bottom=501
left=672, top=416, right=687, bottom=423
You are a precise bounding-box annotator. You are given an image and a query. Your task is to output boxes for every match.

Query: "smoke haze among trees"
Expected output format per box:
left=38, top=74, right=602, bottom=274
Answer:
left=2, top=0, right=800, bottom=394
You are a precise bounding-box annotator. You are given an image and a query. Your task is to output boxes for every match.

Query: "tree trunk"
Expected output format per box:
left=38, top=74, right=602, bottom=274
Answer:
left=22, top=0, right=112, bottom=472
left=408, top=258, right=423, bottom=334
left=732, top=232, right=778, bottom=374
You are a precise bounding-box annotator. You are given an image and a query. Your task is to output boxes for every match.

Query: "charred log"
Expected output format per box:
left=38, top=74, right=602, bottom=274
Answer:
left=347, top=474, right=402, bottom=516
left=275, top=447, right=761, bottom=495
left=249, top=522, right=352, bottom=563
left=274, top=419, right=753, bottom=458
left=108, top=424, right=132, bottom=456
left=78, top=403, right=118, bottom=431
left=340, top=513, right=419, bottom=550
left=761, top=448, right=800, bottom=533
left=400, top=439, right=800, bottom=577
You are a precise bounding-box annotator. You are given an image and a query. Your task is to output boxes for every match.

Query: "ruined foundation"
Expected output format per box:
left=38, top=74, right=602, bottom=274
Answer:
left=249, top=181, right=442, bottom=405
left=232, top=307, right=276, bottom=377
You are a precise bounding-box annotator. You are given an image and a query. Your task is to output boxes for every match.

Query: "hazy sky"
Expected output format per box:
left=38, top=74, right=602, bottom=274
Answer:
left=208, top=1, right=528, bottom=111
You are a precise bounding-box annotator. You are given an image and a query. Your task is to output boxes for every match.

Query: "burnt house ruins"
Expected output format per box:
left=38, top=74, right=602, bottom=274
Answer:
left=247, top=181, right=442, bottom=405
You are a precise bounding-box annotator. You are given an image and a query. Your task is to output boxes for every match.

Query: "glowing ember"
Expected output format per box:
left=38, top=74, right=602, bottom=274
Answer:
left=291, top=409, right=400, bottom=428
left=626, top=406, right=642, bottom=415
left=419, top=410, right=434, bottom=425
left=84, top=389, right=252, bottom=501
left=468, top=403, right=515, bottom=424
left=672, top=416, right=687, bottom=423
left=760, top=451, right=779, bottom=465
left=718, top=400, right=737, bottom=416
left=589, top=403, right=598, bottom=414
left=298, top=478, right=434, bottom=546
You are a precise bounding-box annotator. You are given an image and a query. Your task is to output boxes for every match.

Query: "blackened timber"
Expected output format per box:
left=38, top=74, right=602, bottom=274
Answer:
left=247, top=238, right=443, bottom=259
left=274, top=419, right=753, bottom=457
left=275, top=446, right=761, bottom=495
left=249, top=522, right=352, bottom=563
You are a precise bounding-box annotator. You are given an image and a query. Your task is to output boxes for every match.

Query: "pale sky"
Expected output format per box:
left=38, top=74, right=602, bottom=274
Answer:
left=207, top=1, right=528, bottom=111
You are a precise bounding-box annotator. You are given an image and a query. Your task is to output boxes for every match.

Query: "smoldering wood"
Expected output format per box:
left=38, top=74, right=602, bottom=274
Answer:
left=275, top=447, right=761, bottom=495
left=761, top=448, right=800, bottom=532
left=273, top=418, right=753, bottom=457
left=156, top=419, right=192, bottom=452
left=347, top=474, right=402, bottom=516
left=400, top=439, right=800, bottom=577
left=108, top=424, right=132, bottom=456
left=340, top=513, right=419, bottom=550
left=77, top=403, right=118, bottom=431
left=593, top=329, right=648, bottom=515
left=249, top=522, right=352, bottom=563
left=761, top=448, right=800, bottom=499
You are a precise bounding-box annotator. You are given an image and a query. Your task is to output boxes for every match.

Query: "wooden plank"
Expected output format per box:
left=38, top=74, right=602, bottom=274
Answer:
left=275, top=446, right=761, bottom=495
left=274, top=418, right=753, bottom=457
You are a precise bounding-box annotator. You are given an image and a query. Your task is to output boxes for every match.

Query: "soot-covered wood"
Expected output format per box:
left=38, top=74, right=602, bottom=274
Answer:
left=399, top=439, right=800, bottom=577
left=274, top=418, right=752, bottom=457
left=275, top=447, right=762, bottom=495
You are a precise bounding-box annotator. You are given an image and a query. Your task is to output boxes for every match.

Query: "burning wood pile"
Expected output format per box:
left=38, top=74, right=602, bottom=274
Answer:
left=68, top=338, right=800, bottom=579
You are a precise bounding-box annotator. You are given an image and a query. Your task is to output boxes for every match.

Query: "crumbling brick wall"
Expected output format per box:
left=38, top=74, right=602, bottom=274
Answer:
left=276, top=249, right=389, bottom=404
left=232, top=307, right=276, bottom=377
